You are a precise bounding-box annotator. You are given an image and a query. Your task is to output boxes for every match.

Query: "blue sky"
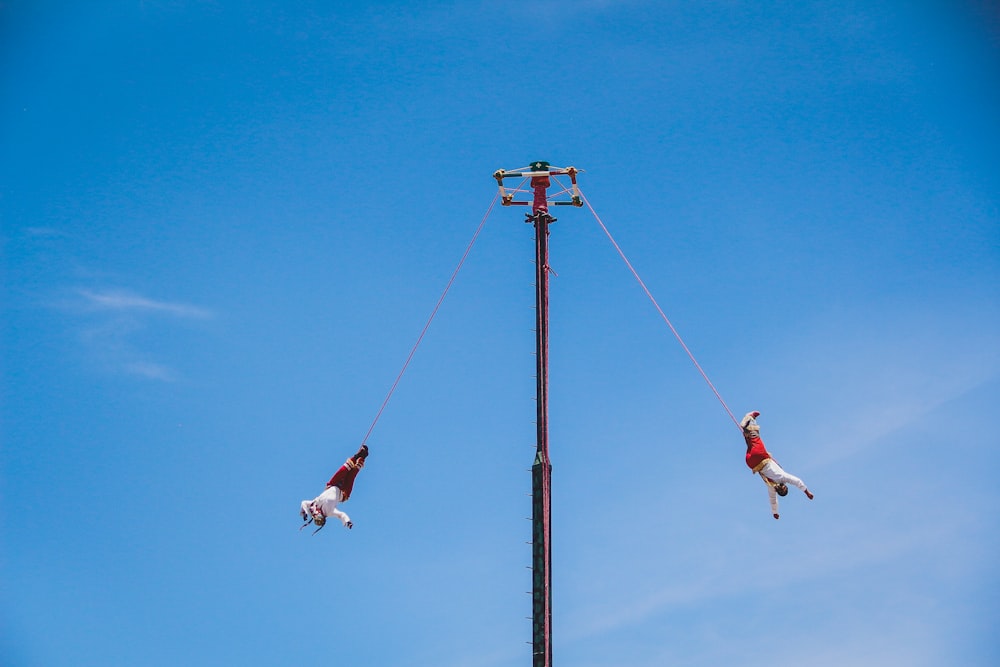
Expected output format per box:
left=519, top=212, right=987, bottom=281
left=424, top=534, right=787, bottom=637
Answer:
left=2, top=1, right=998, bottom=665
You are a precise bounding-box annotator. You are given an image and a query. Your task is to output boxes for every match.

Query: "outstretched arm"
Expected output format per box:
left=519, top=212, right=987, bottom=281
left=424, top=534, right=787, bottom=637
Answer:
left=327, top=504, right=352, bottom=528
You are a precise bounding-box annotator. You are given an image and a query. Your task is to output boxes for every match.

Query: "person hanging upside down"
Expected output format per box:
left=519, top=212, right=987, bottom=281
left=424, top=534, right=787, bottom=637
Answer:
left=741, top=411, right=813, bottom=519
left=300, top=444, right=368, bottom=533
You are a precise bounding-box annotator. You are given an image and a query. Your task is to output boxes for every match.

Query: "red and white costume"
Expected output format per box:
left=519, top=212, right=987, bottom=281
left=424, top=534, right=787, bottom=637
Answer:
left=301, top=457, right=364, bottom=528
left=741, top=411, right=809, bottom=516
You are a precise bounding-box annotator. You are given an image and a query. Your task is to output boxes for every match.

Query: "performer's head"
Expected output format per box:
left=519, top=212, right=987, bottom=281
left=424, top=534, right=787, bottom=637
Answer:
left=775, top=482, right=789, bottom=497
left=308, top=504, right=327, bottom=527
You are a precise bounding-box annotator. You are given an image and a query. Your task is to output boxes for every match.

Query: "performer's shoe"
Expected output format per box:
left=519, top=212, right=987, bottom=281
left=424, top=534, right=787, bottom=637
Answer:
left=346, top=521, right=354, bottom=529
left=805, top=489, right=814, bottom=500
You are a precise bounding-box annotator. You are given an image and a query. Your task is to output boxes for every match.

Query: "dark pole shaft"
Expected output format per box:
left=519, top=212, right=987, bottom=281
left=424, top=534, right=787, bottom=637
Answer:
left=530, top=175, right=553, bottom=667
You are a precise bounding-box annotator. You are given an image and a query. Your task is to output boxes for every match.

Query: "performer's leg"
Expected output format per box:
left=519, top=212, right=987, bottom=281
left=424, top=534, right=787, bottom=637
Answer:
left=761, top=460, right=808, bottom=492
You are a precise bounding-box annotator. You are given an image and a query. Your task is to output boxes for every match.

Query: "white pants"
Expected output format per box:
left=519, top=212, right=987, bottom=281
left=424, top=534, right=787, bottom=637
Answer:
left=760, top=460, right=808, bottom=491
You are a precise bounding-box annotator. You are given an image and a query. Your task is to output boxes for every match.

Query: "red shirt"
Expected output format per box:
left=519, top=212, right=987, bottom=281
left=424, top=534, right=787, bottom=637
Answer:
left=744, top=434, right=771, bottom=470
left=326, top=460, right=362, bottom=501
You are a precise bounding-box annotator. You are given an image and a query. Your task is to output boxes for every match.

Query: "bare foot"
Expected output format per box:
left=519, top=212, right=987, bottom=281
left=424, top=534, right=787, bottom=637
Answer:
left=805, top=489, right=814, bottom=500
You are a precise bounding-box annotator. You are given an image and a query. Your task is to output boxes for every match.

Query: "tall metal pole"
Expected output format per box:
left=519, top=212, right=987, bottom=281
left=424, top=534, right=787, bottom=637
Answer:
left=529, top=169, right=554, bottom=667
left=494, top=161, right=581, bottom=667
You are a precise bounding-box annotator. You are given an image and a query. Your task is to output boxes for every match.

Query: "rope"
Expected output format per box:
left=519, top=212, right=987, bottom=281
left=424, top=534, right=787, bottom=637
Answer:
left=360, top=192, right=500, bottom=446
left=579, top=189, right=742, bottom=431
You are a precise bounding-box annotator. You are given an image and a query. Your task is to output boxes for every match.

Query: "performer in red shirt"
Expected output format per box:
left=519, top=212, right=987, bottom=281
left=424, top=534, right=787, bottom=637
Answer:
left=300, top=444, right=368, bottom=533
left=742, top=411, right=813, bottom=519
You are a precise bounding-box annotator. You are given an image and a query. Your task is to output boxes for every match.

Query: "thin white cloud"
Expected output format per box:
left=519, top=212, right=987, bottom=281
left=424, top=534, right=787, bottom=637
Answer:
left=775, top=310, right=1000, bottom=469
left=64, top=287, right=215, bottom=381
left=562, top=522, right=945, bottom=644
left=123, top=361, right=178, bottom=382
left=77, top=289, right=213, bottom=319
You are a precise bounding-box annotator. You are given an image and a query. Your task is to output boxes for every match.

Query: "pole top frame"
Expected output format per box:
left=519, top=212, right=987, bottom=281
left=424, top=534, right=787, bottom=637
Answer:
left=493, top=161, right=584, bottom=209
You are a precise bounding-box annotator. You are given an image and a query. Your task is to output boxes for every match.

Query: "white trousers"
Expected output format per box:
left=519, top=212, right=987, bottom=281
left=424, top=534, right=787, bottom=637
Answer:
left=760, top=459, right=808, bottom=491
